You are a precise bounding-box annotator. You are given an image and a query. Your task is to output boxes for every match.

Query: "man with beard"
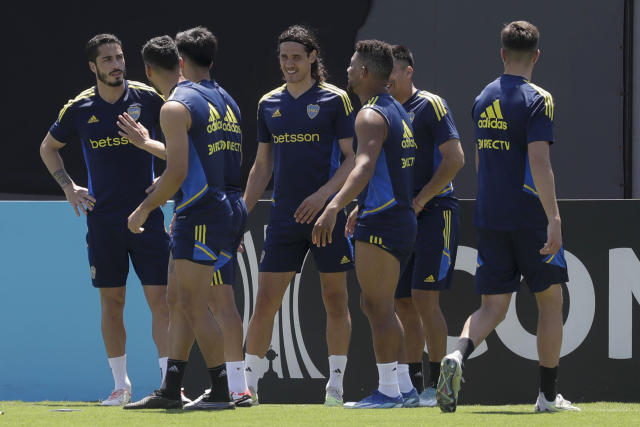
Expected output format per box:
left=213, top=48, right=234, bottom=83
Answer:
left=40, top=34, right=169, bottom=406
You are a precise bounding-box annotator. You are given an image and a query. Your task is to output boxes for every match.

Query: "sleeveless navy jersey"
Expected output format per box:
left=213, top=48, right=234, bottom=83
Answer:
left=403, top=90, right=459, bottom=198
left=472, top=74, right=555, bottom=230
left=210, top=80, right=243, bottom=193
left=356, top=93, right=416, bottom=217
left=167, top=80, right=230, bottom=215
left=257, top=81, right=354, bottom=216
left=49, top=80, right=164, bottom=220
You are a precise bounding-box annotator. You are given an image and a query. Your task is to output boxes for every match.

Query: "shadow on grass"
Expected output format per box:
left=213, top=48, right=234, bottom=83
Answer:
left=471, top=411, right=536, bottom=415
left=31, top=403, right=98, bottom=407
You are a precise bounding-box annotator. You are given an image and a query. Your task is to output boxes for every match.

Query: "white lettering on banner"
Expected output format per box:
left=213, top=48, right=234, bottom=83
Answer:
left=609, top=248, right=640, bottom=359
left=494, top=251, right=595, bottom=360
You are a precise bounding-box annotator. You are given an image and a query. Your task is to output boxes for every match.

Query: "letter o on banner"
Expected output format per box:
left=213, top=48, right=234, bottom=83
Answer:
left=494, top=250, right=595, bottom=360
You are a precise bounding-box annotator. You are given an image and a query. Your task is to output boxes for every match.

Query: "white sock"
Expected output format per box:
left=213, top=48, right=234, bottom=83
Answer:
left=327, top=355, right=347, bottom=392
left=245, top=354, right=268, bottom=392
left=108, top=355, right=131, bottom=392
left=397, top=363, right=413, bottom=393
left=450, top=350, right=463, bottom=363
left=159, top=357, right=168, bottom=384
left=377, top=362, right=400, bottom=398
left=226, top=360, right=248, bottom=393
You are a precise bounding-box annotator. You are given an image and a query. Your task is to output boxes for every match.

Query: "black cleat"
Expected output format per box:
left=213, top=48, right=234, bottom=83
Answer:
left=184, top=390, right=235, bottom=411
left=123, top=390, right=182, bottom=410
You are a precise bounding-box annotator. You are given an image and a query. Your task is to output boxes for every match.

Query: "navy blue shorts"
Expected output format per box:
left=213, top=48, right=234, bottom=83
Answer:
left=86, top=209, right=169, bottom=288
left=396, top=199, right=459, bottom=298
left=353, top=206, right=417, bottom=268
left=475, top=227, right=569, bottom=295
left=171, top=199, right=235, bottom=269
left=259, top=208, right=354, bottom=273
left=211, top=192, right=248, bottom=286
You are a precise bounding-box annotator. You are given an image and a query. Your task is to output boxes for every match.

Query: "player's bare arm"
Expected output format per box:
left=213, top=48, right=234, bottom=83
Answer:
left=295, top=137, right=355, bottom=224
left=413, top=138, right=464, bottom=213
left=243, top=142, right=274, bottom=213
left=528, top=140, right=561, bottom=255
left=117, top=112, right=167, bottom=160
left=40, top=132, right=96, bottom=216
left=312, top=109, right=387, bottom=247
left=128, top=102, right=190, bottom=233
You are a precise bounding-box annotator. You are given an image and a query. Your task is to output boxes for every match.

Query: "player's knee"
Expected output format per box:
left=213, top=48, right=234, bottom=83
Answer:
left=322, top=290, right=349, bottom=317
left=361, top=295, right=393, bottom=320
left=100, top=291, right=125, bottom=313
left=395, top=298, right=417, bottom=318
left=253, top=291, right=283, bottom=316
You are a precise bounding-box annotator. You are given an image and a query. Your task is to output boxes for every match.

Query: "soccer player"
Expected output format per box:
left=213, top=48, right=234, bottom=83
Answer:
left=243, top=25, right=355, bottom=406
left=313, top=39, right=417, bottom=409
left=116, top=36, right=251, bottom=407
left=387, top=45, right=464, bottom=407
left=123, top=30, right=236, bottom=410
left=39, top=34, right=169, bottom=406
left=436, top=21, right=580, bottom=413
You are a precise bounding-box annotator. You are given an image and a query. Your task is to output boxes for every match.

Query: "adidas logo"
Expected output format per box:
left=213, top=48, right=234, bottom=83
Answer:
left=87, top=115, right=99, bottom=123
left=224, top=105, right=238, bottom=123
left=340, top=256, right=350, bottom=264
left=478, top=99, right=508, bottom=130
left=424, top=275, right=435, bottom=283
left=219, top=369, right=227, bottom=378
left=334, top=369, right=342, bottom=374
left=245, top=367, right=252, bottom=372
left=401, top=120, right=417, bottom=148
left=413, top=372, right=423, bottom=377
left=272, top=108, right=281, bottom=118
left=168, top=365, right=180, bottom=373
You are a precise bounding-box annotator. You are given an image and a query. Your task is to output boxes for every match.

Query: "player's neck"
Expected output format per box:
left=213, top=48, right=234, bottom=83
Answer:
left=286, top=76, right=315, bottom=99
left=357, top=83, right=388, bottom=105
left=157, top=75, right=184, bottom=99
left=96, top=80, right=125, bottom=104
left=503, top=64, right=533, bottom=81
left=396, top=84, right=417, bottom=105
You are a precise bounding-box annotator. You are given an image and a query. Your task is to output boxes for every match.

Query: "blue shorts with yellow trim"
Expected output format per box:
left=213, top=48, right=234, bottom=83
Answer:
left=396, top=198, right=459, bottom=298
left=171, top=200, right=235, bottom=269
left=475, top=227, right=569, bottom=295
left=211, top=192, right=248, bottom=286
left=259, top=208, right=354, bottom=273
left=353, top=206, right=417, bottom=267
left=87, top=208, right=169, bottom=288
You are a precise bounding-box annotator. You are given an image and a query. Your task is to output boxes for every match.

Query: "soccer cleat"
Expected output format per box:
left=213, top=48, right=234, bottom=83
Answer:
left=419, top=387, right=437, bottom=407
left=180, top=388, right=192, bottom=405
left=101, top=388, right=131, bottom=406
left=324, top=386, right=343, bottom=407
left=184, top=389, right=235, bottom=411
left=343, top=390, right=403, bottom=409
left=401, top=388, right=420, bottom=408
left=123, top=390, right=181, bottom=410
left=230, top=389, right=254, bottom=407
left=436, top=354, right=463, bottom=413
left=247, top=385, right=259, bottom=406
left=534, top=393, right=581, bottom=412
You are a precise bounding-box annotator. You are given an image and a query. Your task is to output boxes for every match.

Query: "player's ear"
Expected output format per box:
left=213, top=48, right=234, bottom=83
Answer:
left=309, top=49, right=318, bottom=64
left=144, top=64, right=152, bottom=79
left=179, top=56, right=184, bottom=70
left=88, top=61, right=96, bottom=74
left=532, top=49, right=540, bottom=65
left=500, top=48, right=507, bottom=64
left=406, top=65, right=414, bottom=79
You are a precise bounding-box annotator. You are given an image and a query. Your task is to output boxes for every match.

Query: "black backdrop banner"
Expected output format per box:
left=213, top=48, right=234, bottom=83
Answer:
left=182, top=200, right=640, bottom=404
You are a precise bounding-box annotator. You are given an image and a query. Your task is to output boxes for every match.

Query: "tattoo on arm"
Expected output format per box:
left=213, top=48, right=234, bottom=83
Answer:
left=53, top=169, right=72, bottom=188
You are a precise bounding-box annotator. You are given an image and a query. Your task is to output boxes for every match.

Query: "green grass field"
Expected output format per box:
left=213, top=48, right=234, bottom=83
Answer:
left=0, top=402, right=638, bottom=426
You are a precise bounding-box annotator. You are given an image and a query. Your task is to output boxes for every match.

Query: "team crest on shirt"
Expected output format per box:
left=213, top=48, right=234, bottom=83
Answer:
left=408, top=111, right=415, bottom=123
left=127, top=104, right=142, bottom=121
left=306, top=104, right=320, bottom=119
left=90, top=266, right=96, bottom=280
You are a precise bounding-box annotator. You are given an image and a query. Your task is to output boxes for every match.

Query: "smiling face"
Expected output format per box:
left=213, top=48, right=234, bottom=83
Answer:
left=90, top=43, right=126, bottom=87
left=278, top=41, right=316, bottom=84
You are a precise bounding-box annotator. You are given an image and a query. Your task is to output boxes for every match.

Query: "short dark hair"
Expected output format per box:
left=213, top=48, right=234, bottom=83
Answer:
left=501, top=21, right=539, bottom=52
left=141, top=36, right=180, bottom=71
left=86, top=34, right=122, bottom=63
left=391, top=45, right=414, bottom=67
left=175, top=26, right=218, bottom=68
left=278, top=24, right=327, bottom=82
left=355, top=40, right=394, bottom=80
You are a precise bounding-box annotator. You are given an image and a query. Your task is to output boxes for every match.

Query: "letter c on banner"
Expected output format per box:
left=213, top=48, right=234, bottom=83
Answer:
left=494, top=250, right=595, bottom=360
